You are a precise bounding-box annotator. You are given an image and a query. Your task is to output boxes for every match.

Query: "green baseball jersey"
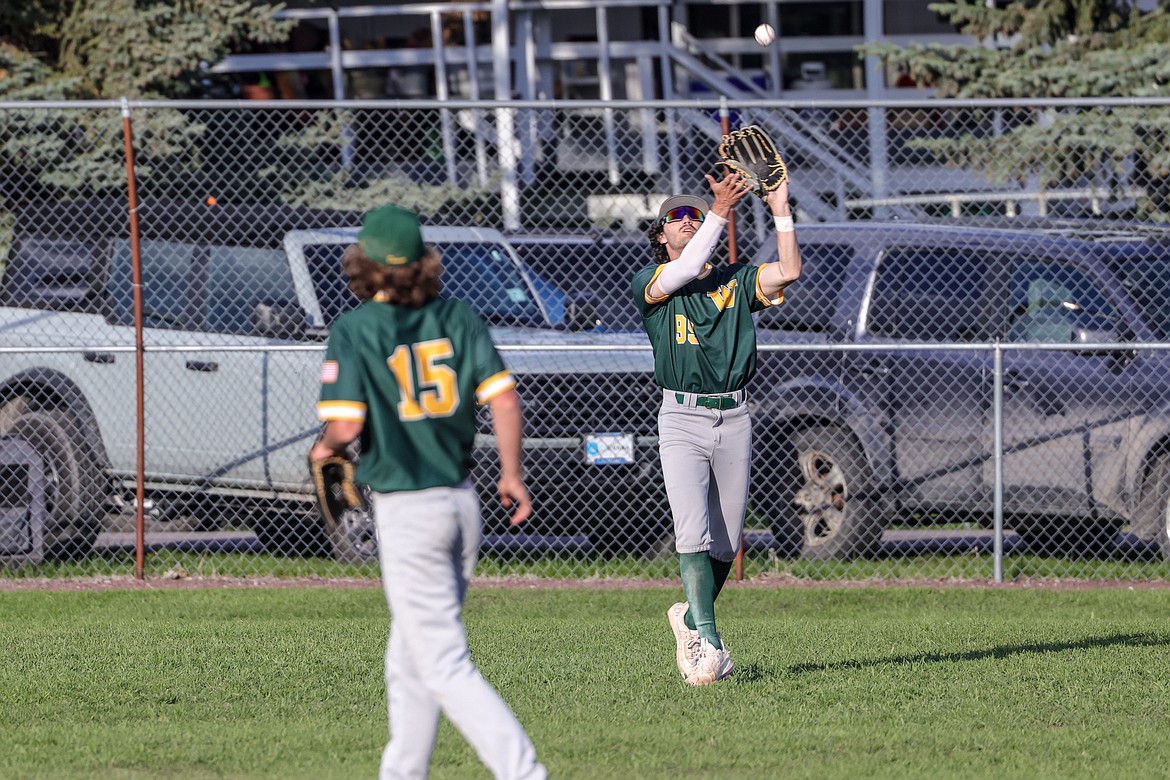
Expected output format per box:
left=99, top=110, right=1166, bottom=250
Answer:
left=631, top=261, right=782, bottom=393
left=317, top=297, right=514, bottom=492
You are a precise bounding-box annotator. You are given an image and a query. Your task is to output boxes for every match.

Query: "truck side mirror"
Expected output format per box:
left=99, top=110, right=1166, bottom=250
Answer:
left=252, top=299, right=307, bottom=340
left=1071, top=322, right=1135, bottom=366
left=1072, top=323, right=1120, bottom=346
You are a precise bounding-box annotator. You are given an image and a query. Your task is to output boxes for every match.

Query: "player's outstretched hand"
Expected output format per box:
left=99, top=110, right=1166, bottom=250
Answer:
left=499, top=476, right=533, bottom=526
left=704, top=171, right=752, bottom=218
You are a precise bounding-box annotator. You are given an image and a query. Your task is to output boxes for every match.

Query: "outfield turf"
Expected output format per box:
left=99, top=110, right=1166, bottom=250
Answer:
left=2, top=583, right=1170, bottom=779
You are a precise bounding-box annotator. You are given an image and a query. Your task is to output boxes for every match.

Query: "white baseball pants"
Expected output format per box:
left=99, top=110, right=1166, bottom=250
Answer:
left=373, top=482, right=545, bottom=780
left=658, top=393, right=752, bottom=560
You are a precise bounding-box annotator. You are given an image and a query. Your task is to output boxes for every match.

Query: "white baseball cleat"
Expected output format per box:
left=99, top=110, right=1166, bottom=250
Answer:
left=667, top=602, right=702, bottom=678
left=684, top=636, right=734, bottom=686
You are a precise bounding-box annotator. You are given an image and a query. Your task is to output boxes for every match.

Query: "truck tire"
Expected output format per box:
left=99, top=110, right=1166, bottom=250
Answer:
left=790, top=424, right=882, bottom=560
left=1136, top=453, right=1170, bottom=562
left=324, top=500, right=378, bottom=564
left=6, top=410, right=103, bottom=559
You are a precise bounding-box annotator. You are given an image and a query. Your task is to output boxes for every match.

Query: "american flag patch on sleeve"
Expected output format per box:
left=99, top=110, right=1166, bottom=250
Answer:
left=320, top=360, right=339, bottom=383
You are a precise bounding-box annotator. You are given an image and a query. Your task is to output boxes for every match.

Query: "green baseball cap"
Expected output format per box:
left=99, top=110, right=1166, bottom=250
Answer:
left=358, top=204, right=425, bottom=266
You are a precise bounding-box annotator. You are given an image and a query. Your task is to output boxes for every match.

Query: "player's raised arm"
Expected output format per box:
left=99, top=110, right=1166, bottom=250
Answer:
left=758, top=181, right=802, bottom=298
left=649, top=172, right=752, bottom=299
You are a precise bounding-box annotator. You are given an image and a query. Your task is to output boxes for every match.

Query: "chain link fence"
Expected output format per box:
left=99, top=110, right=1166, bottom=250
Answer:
left=3, top=98, right=1170, bottom=582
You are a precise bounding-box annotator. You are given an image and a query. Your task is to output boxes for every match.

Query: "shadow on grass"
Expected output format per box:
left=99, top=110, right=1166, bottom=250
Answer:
left=728, top=663, right=768, bottom=683
left=787, top=632, right=1170, bottom=676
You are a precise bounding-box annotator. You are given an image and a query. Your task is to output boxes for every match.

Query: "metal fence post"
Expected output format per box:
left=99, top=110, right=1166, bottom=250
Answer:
left=992, top=340, right=1005, bottom=583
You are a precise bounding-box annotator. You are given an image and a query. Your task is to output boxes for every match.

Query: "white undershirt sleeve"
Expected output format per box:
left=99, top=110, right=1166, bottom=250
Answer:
left=654, top=213, right=727, bottom=295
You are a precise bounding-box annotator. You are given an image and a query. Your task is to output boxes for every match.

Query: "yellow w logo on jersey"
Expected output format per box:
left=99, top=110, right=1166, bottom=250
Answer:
left=706, top=279, right=739, bottom=311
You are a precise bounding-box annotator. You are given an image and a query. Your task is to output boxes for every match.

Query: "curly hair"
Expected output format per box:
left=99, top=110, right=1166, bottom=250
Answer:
left=646, top=219, right=670, bottom=265
left=341, top=244, right=443, bottom=308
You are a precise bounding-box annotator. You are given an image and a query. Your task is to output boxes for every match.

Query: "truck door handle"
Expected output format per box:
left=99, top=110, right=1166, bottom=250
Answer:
left=83, top=351, right=115, bottom=364
left=860, top=360, right=890, bottom=376
left=185, top=360, right=219, bottom=373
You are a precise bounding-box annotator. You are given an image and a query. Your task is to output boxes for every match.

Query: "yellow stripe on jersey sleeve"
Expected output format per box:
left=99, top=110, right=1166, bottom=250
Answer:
left=645, top=263, right=717, bottom=305
left=644, top=264, right=671, bottom=304
left=317, top=400, right=368, bottom=422
left=755, top=272, right=785, bottom=307
left=477, top=370, right=517, bottom=404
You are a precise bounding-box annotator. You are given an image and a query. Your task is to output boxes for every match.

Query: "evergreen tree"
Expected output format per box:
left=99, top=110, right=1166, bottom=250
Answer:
left=865, top=0, right=1170, bottom=219
left=1, top=0, right=290, bottom=100
left=0, top=1, right=292, bottom=201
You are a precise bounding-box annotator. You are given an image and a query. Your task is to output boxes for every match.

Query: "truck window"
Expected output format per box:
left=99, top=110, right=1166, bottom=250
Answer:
left=869, top=247, right=988, bottom=341
left=109, top=240, right=294, bottom=334
left=509, top=236, right=643, bottom=330
left=2, top=238, right=96, bottom=311
left=305, top=241, right=550, bottom=328
left=109, top=239, right=198, bottom=329
left=204, top=245, right=295, bottom=334
left=1112, top=255, right=1170, bottom=340
left=1005, top=260, right=1119, bottom=343
left=756, top=242, right=852, bottom=332
left=442, top=243, right=547, bottom=326
left=304, top=244, right=361, bottom=326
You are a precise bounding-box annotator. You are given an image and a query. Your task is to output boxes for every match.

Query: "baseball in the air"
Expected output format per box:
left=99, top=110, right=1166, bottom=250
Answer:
left=754, top=23, right=776, bottom=47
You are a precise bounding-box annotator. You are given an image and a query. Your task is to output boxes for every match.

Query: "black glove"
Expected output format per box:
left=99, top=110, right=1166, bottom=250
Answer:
left=308, top=455, right=367, bottom=531
left=718, top=124, right=790, bottom=199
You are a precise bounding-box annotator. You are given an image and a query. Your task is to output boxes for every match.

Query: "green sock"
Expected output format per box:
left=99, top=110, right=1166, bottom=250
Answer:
left=711, top=556, right=733, bottom=601
left=679, top=552, right=721, bottom=648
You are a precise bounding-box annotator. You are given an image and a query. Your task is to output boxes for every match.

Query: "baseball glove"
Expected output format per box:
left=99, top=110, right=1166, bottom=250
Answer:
left=717, top=124, right=789, bottom=198
left=309, top=454, right=368, bottom=532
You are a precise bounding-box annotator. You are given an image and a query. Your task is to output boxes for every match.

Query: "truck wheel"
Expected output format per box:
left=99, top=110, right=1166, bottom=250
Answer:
left=1136, top=454, right=1170, bottom=562
left=791, top=425, right=882, bottom=560
left=6, top=410, right=103, bottom=559
left=324, top=498, right=378, bottom=564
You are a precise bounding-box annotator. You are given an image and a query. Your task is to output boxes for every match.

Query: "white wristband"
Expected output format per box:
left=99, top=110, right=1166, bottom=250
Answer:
left=774, top=214, right=795, bottom=233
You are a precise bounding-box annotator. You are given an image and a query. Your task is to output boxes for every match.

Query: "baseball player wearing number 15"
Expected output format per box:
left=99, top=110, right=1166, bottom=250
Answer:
left=309, top=204, right=545, bottom=780
left=631, top=173, right=802, bottom=685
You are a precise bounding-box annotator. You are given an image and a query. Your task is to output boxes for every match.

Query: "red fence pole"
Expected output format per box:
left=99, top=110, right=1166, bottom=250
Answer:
left=718, top=99, right=747, bottom=584
left=120, top=97, right=146, bottom=581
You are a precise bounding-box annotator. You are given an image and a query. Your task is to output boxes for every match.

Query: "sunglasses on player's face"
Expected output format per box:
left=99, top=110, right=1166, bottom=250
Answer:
left=662, top=206, right=705, bottom=224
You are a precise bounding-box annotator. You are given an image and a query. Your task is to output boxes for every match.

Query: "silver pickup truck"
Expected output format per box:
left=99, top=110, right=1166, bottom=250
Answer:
left=744, top=220, right=1170, bottom=561
left=0, top=201, right=663, bottom=561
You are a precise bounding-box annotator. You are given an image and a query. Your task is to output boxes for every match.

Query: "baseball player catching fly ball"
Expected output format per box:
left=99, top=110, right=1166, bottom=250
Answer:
left=309, top=204, right=546, bottom=780
left=631, top=172, right=802, bottom=685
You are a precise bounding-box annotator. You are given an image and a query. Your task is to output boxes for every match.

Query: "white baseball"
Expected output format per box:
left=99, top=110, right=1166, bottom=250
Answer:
left=754, top=23, right=776, bottom=47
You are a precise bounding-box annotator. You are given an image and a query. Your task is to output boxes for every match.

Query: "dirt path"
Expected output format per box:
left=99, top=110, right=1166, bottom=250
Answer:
left=3, top=572, right=1170, bottom=592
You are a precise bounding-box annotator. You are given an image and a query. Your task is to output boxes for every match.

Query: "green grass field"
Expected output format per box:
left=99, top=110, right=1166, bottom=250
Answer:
left=3, top=583, right=1170, bottom=779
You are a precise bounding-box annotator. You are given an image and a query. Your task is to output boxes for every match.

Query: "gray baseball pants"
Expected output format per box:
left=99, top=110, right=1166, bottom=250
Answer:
left=658, top=389, right=752, bottom=560
left=372, top=482, right=545, bottom=780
